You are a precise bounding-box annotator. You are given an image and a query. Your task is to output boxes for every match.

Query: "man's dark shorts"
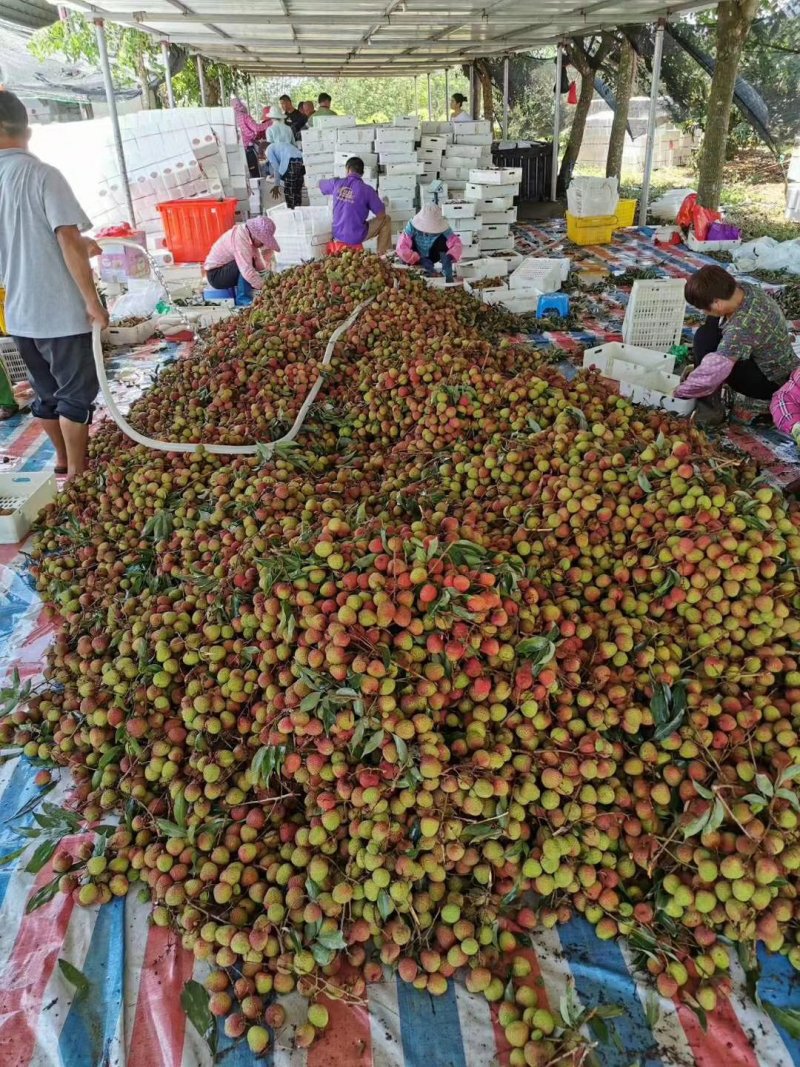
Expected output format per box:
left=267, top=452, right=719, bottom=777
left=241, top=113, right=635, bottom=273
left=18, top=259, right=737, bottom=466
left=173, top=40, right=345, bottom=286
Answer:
left=12, top=334, right=99, bottom=424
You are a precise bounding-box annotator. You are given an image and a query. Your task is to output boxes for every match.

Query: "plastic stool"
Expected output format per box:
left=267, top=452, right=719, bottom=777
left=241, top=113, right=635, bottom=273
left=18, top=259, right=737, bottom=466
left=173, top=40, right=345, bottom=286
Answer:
left=537, top=293, right=570, bottom=318
left=203, top=286, right=235, bottom=303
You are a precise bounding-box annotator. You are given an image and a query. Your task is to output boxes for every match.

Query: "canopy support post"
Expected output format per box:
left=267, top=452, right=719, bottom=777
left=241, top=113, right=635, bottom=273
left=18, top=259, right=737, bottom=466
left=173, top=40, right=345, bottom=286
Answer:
left=445, top=67, right=450, bottom=119
left=161, top=40, right=175, bottom=108
left=639, top=19, right=666, bottom=227
left=93, top=18, right=135, bottom=225
left=197, top=55, right=208, bottom=106
left=471, top=63, right=479, bottom=118
left=427, top=73, right=433, bottom=120
left=550, top=40, right=564, bottom=201
left=502, top=56, right=510, bottom=140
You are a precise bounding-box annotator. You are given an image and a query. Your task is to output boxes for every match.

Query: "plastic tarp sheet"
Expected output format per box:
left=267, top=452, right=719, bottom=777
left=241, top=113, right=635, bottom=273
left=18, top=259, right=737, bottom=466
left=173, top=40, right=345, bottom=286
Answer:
left=733, top=237, right=800, bottom=275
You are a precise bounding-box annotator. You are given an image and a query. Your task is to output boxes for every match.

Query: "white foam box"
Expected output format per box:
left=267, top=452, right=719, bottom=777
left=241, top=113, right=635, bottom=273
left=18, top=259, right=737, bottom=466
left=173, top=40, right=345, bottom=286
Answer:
left=376, top=127, right=416, bottom=145
left=619, top=375, right=695, bottom=416
left=383, top=162, right=423, bottom=176
left=510, top=257, right=566, bottom=293
left=322, top=115, right=357, bottom=128
left=479, top=224, right=511, bottom=240
left=442, top=200, right=477, bottom=219
left=418, top=148, right=443, bottom=162
left=384, top=198, right=415, bottom=215
left=444, top=154, right=478, bottom=170
left=466, top=182, right=519, bottom=201
left=480, top=208, right=517, bottom=226
left=106, top=317, right=158, bottom=347
left=448, top=142, right=485, bottom=159
left=461, top=243, right=481, bottom=260
left=379, top=174, right=417, bottom=191
left=420, top=166, right=440, bottom=180
left=421, top=136, right=448, bottom=150
left=336, top=143, right=375, bottom=158
left=338, top=126, right=376, bottom=145
left=464, top=278, right=509, bottom=304
left=582, top=342, right=675, bottom=380
left=454, top=133, right=494, bottom=147
left=421, top=121, right=452, bottom=135
left=453, top=229, right=475, bottom=247
left=447, top=181, right=468, bottom=195
left=379, top=151, right=416, bottom=165
left=336, top=150, right=377, bottom=169
left=441, top=168, right=472, bottom=183
left=469, top=167, right=522, bottom=185
left=500, top=290, right=540, bottom=314
left=481, top=234, right=515, bottom=252
left=303, top=129, right=337, bottom=151
left=452, top=120, right=491, bottom=136
left=0, top=470, right=57, bottom=544
left=393, top=116, right=420, bottom=129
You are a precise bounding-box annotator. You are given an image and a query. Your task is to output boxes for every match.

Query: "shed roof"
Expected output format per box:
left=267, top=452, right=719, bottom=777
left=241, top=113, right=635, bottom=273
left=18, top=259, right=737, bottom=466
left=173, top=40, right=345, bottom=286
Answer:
left=52, top=0, right=711, bottom=76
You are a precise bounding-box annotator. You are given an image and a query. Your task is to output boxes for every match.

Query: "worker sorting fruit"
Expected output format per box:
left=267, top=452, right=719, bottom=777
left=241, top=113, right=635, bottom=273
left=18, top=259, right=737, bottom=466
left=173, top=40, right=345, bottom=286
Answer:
left=395, top=203, right=463, bottom=282
left=675, top=264, right=796, bottom=425
left=203, top=216, right=280, bottom=306
left=770, top=364, right=800, bottom=448
left=319, top=157, right=392, bottom=255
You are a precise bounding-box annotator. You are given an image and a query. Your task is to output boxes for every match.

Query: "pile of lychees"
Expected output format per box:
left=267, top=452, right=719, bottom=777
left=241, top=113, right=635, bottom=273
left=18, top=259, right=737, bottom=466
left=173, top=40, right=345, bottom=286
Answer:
left=4, top=253, right=799, bottom=1064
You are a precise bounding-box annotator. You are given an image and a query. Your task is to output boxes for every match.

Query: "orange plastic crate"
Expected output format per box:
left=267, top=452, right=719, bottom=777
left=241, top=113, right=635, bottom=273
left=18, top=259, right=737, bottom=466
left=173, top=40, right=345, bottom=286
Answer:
left=157, top=198, right=237, bottom=263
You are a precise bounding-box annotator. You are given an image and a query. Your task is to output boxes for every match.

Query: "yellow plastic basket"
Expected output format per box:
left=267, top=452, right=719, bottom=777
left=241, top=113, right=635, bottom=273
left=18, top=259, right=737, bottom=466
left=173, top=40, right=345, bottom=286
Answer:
left=566, top=212, right=617, bottom=246
left=616, top=199, right=638, bottom=227
left=0, top=287, right=6, bottom=335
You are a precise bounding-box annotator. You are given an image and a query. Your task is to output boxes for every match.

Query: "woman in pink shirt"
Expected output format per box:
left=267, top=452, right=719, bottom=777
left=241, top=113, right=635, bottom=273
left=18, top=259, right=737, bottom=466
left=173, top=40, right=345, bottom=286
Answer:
left=204, top=217, right=280, bottom=306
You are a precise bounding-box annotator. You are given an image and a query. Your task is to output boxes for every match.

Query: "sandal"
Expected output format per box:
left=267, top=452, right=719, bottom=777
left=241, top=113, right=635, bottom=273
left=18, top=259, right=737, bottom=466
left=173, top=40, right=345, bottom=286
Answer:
left=0, top=406, right=19, bottom=421
left=54, top=465, right=68, bottom=476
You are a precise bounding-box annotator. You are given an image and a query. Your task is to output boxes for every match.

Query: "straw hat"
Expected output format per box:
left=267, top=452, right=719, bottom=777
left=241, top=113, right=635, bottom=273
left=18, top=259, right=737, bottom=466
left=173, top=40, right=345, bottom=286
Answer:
left=410, top=204, right=449, bottom=235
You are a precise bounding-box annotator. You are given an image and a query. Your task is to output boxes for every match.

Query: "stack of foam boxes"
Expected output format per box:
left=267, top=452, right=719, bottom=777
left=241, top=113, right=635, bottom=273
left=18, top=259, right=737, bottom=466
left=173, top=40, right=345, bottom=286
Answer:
left=302, top=123, right=340, bottom=206
left=437, top=166, right=521, bottom=267
left=376, top=118, right=423, bottom=246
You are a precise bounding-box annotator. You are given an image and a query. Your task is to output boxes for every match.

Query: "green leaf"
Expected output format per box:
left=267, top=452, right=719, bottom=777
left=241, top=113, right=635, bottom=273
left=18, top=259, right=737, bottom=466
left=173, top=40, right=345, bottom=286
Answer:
left=644, top=992, right=661, bottom=1029
left=703, top=798, right=725, bottom=836
left=683, top=809, right=711, bottom=839
left=653, top=569, right=681, bottom=598
left=58, top=958, right=91, bottom=1002
left=775, top=789, right=800, bottom=812
left=755, top=774, right=774, bottom=798
left=155, top=820, right=184, bottom=838
left=650, top=682, right=670, bottom=728
left=311, top=943, right=335, bottom=966
left=588, top=1015, right=609, bottom=1044
left=316, top=929, right=347, bottom=951
left=300, top=692, right=322, bottom=712
left=25, top=838, right=57, bottom=874
left=0, top=844, right=28, bottom=867
left=377, top=889, right=394, bottom=921
left=693, top=782, right=714, bottom=800
left=98, top=745, right=123, bottom=771
left=778, top=764, right=800, bottom=784
left=637, top=472, right=652, bottom=493
left=26, top=874, right=62, bottom=913
left=763, top=1003, right=800, bottom=1040
left=741, top=794, right=768, bottom=811
left=393, top=734, right=409, bottom=765
left=181, top=979, right=217, bottom=1056
left=173, top=790, right=188, bottom=830
left=13, top=781, right=56, bottom=819
left=361, top=729, right=385, bottom=758
left=461, top=821, right=502, bottom=842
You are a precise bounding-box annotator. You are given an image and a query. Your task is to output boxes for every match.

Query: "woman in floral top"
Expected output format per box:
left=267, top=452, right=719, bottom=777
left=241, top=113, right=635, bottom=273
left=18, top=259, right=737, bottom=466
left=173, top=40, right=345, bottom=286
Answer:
left=676, top=265, right=797, bottom=424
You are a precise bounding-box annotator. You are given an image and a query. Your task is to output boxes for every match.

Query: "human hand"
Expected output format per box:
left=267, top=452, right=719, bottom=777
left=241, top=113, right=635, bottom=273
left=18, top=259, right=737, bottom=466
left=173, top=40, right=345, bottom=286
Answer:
left=680, top=364, right=693, bottom=383
left=271, top=185, right=283, bottom=200
left=83, top=238, right=103, bottom=259
left=87, top=300, right=109, bottom=329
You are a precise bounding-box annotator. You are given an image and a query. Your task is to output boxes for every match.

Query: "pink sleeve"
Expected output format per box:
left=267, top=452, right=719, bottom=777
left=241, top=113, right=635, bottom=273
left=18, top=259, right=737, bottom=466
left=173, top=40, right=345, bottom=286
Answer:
left=232, top=225, right=263, bottom=289
left=770, top=369, right=800, bottom=434
left=396, top=232, right=419, bottom=264
left=674, top=353, right=734, bottom=398
left=446, top=233, right=463, bottom=262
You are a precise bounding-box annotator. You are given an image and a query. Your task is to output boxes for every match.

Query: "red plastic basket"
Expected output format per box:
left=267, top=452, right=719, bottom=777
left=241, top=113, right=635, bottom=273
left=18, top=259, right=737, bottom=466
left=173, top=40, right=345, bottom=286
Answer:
left=157, top=198, right=238, bottom=263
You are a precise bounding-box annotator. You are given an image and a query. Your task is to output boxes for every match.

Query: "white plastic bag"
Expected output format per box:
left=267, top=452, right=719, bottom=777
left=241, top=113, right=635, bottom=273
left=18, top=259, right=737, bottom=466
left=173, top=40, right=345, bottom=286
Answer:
left=108, top=281, right=167, bottom=324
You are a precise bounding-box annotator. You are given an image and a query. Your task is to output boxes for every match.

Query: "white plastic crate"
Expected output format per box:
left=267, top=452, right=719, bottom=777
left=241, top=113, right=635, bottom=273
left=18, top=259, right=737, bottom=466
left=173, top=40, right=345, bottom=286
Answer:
left=0, top=470, right=56, bottom=543
left=622, top=279, right=686, bottom=351
left=509, top=257, right=567, bottom=293
left=0, top=337, right=28, bottom=385
left=582, top=342, right=676, bottom=381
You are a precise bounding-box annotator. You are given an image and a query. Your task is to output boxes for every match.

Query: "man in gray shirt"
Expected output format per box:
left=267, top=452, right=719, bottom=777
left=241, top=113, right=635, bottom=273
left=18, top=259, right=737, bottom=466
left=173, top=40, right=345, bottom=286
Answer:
left=0, top=90, right=108, bottom=481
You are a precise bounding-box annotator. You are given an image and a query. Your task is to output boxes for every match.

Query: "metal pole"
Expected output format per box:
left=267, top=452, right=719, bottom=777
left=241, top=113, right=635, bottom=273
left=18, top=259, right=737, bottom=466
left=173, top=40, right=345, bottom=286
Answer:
left=427, top=73, right=433, bottom=121
left=161, top=40, right=175, bottom=108
left=445, top=67, right=450, bottom=119
left=197, top=55, right=208, bottom=106
left=93, top=19, right=135, bottom=225
left=502, top=56, right=510, bottom=140
left=471, top=63, right=479, bottom=118
left=639, top=19, right=665, bottom=227
left=413, top=75, right=418, bottom=118
left=550, top=41, right=564, bottom=202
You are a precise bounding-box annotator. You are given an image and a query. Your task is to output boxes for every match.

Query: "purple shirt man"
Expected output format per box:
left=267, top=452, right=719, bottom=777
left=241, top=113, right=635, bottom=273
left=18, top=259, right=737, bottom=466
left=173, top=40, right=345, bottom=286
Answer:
left=319, top=160, right=389, bottom=251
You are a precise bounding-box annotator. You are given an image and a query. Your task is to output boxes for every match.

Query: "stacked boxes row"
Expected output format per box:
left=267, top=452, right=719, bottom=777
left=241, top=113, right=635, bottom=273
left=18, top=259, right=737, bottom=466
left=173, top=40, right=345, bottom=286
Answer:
left=441, top=167, right=522, bottom=262
left=417, top=119, right=494, bottom=197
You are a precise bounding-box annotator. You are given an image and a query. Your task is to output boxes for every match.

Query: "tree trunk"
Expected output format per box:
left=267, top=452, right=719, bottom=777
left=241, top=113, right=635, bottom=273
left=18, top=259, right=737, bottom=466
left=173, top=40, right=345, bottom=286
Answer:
left=206, top=71, right=221, bottom=107
left=475, top=59, right=495, bottom=134
left=696, top=0, right=760, bottom=210
left=137, top=53, right=151, bottom=110
left=606, top=38, right=636, bottom=179
left=558, top=70, right=595, bottom=189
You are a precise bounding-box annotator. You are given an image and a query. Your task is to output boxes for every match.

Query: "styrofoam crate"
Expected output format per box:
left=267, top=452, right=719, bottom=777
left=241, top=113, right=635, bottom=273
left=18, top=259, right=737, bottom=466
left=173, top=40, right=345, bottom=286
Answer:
left=582, top=342, right=676, bottom=379
left=464, top=278, right=509, bottom=305
left=105, top=318, right=157, bottom=346
left=450, top=120, right=491, bottom=136
left=509, top=257, right=566, bottom=293
left=0, top=337, right=28, bottom=385
left=420, top=136, right=448, bottom=150
left=442, top=200, right=477, bottom=220
left=466, top=182, right=519, bottom=201
left=268, top=204, right=332, bottom=238
left=481, top=234, right=515, bottom=252
left=492, top=251, right=524, bottom=273
left=620, top=376, right=695, bottom=416
left=469, top=168, right=522, bottom=185
left=453, top=134, right=494, bottom=146
left=0, top=470, right=56, bottom=543
left=622, top=279, right=686, bottom=350
left=500, top=290, right=540, bottom=314
left=478, top=224, right=511, bottom=240
left=686, top=233, right=742, bottom=253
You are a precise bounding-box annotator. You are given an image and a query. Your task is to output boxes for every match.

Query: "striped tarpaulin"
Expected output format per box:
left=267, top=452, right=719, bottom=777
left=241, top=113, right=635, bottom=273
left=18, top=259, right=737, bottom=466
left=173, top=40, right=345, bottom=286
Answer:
left=1, top=239, right=799, bottom=1065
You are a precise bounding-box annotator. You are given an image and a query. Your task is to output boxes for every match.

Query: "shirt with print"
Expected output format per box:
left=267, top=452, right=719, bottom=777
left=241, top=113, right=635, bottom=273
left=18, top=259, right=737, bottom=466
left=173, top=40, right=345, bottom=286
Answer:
left=318, top=174, right=384, bottom=245
left=718, top=282, right=795, bottom=385
left=0, top=149, right=92, bottom=338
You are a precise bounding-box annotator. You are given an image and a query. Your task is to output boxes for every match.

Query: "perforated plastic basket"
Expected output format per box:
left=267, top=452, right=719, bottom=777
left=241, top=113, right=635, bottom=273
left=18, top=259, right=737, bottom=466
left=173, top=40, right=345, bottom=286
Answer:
left=0, top=470, right=56, bottom=543
left=0, top=337, right=28, bottom=385
left=622, top=279, right=686, bottom=351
